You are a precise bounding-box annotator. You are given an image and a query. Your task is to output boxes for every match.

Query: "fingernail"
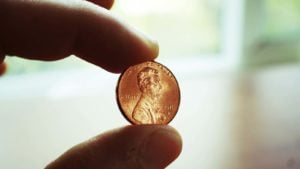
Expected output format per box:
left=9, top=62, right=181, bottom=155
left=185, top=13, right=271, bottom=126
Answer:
left=139, top=126, right=182, bottom=169
left=148, top=39, right=159, bottom=59
left=132, top=27, right=159, bottom=59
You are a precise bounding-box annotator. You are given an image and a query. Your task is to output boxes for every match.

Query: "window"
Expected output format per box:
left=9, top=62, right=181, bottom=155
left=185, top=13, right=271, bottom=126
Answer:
left=112, top=0, right=222, bottom=58
left=265, top=0, right=300, bottom=37
left=242, top=0, right=300, bottom=67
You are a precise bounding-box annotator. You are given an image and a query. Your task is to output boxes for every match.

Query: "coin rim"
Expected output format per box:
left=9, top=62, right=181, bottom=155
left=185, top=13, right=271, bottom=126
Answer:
left=116, top=61, right=181, bottom=125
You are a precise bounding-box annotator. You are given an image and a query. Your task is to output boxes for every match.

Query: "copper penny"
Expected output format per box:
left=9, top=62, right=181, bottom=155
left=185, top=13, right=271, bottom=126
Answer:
left=116, top=61, right=180, bottom=125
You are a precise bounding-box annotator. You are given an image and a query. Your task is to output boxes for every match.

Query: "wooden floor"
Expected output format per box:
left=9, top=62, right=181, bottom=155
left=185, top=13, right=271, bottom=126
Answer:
left=0, top=64, right=299, bottom=169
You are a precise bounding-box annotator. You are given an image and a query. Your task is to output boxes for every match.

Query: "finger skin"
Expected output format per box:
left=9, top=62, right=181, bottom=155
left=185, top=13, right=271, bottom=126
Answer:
left=0, top=51, right=6, bottom=75
left=88, top=0, right=114, bottom=9
left=0, top=0, right=158, bottom=73
left=0, top=54, right=4, bottom=63
left=45, top=125, right=182, bottom=169
left=0, top=62, right=6, bottom=76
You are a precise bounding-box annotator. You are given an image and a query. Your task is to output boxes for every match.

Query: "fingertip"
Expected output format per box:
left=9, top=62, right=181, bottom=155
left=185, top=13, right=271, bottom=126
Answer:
left=0, top=62, right=7, bottom=76
left=151, top=39, right=159, bottom=60
left=144, top=36, right=159, bottom=61
left=87, top=0, right=114, bottom=9
left=139, top=125, right=182, bottom=169
left=133, top=28, right=159, bottom=60
left=73, top=14, right=160, bottom=73
left=107, top=30, right=160, bottom=73
left=109, top=125, right=182, bottom=168
left=130, top=27, right=160, bottom=61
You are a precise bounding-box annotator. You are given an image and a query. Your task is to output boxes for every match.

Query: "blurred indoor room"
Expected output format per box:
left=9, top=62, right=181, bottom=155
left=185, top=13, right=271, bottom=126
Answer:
left=1, top=0, right=300, bottom=168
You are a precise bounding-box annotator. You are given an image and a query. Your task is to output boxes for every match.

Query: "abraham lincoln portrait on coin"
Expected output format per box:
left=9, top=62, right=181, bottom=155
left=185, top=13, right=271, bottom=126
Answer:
left=132, top=67, right=166, bottom=124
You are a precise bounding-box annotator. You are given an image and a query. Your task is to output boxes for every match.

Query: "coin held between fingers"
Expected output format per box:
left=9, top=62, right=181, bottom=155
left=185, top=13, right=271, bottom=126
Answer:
left=116, top=61, right=180, bottom=125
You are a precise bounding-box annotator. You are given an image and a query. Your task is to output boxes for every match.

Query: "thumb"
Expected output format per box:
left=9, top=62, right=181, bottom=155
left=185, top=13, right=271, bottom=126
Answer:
left=45, top=125, right=182, bottom=169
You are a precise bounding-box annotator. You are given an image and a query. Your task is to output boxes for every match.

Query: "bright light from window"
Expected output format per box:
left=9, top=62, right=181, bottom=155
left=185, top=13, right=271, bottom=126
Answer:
left=112, top=0, right=222, bottom=58
left=265, top=0, right=300, bottom=36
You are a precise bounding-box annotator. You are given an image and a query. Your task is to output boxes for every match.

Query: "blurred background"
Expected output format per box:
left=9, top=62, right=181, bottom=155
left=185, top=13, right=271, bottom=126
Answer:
left=1, top=0, right=300, bottom=168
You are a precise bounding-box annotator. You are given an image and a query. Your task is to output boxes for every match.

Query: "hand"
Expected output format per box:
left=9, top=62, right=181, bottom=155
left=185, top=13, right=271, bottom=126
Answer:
left=0, top=0, right=158, bottom=73
left=0, top=0, right=182, bottom=168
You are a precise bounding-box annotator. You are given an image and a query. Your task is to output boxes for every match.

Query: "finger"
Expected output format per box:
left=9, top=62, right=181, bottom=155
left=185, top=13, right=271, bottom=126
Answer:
left=0, top=62, right=6, bottom=76
left=0, top=0, right=158, bottom=73
left=45, top=125, right=182, bottom=169
left=87, top=0, right=114, bottom=9
left=0, top=52, right=6, bottom=76
left=0, top=53, right=4, bottom=63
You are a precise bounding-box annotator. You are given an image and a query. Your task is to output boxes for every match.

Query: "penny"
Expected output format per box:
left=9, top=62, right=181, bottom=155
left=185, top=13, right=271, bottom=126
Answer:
left=116, top=61, right=180, bottom=125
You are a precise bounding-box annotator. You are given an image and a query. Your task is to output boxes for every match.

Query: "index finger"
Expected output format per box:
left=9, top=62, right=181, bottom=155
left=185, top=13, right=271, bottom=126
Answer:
left=0, top=0, right=158, bottom=73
